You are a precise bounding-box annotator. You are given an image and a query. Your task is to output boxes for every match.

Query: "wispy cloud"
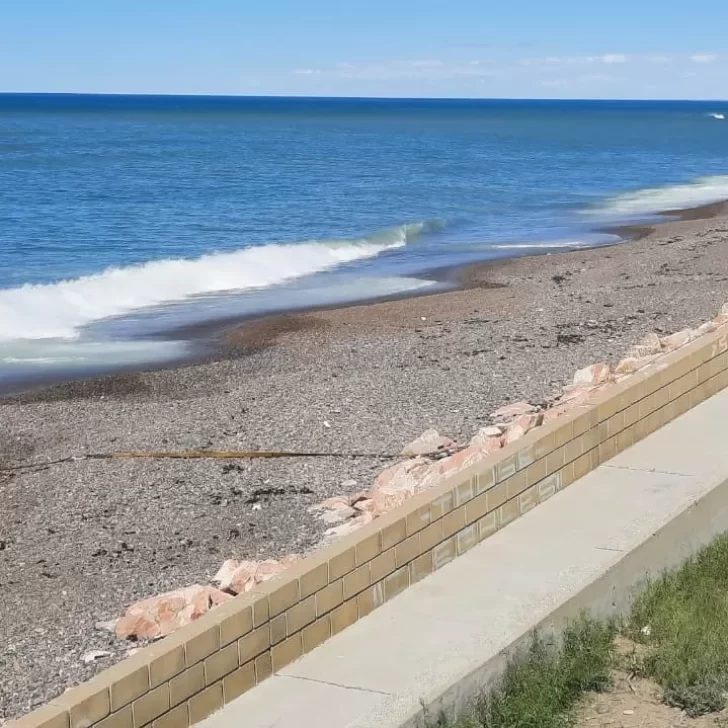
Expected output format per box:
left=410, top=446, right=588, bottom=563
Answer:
left=601, top=54, right=628, bottom=64
left=690, top=54, right=719, bottom=63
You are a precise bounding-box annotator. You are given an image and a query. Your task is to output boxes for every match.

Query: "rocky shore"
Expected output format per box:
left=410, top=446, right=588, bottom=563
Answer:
left=2, top=204, right=728, bottom=721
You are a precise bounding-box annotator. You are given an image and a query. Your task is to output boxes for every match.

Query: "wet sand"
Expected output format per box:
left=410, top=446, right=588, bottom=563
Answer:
left=2, top=204, right=728, bottom=719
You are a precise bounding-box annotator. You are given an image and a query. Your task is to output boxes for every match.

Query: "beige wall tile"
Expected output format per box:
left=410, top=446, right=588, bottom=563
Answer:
left=64, top=686, right=110, bottom=728
left=343, top=564, right=372, bottom=601
left=464, top=492, right=489, bottom=525
left=269, top=613, right=288, bottom=646
left=518, top=486, right=537, bottom=515
left=222, top=662, right=255, bottom=703
left=252, top=596, right=269, bottom=629
left=271, top=634, right=304, bottom=672
left=499, top=498, right=519, bottom=527
left=383, top=566, right=410, bottom=601
left=456, top=524, right=478, bottom=555
left=238, top=626, right=270, bottom=665
left=432, top=537, right=456, bottom=571
left=329, top=546, right=356, bottom=582
left=419, top=520, right=444, bottom=552
left=409, top=552, right=433, bottom=584
left=10, top=706, right=70, bottom=728
left=110, top=665, right=150, bottom=712
left=169, top=664, right=204, bottom=708
left=330, top=599, right=359, bottom=636
left=185, top=625, right=221, bottom=669
left=477, top=511, right=499, bottom=541
left=315, top=579, right=344, bottom=617
left=302, top=616, right=331, bottom=653
left=429, top=490, right=454, bottom=520
left=394, top=535, right=421, bottom=569
left=96, top=707, right=133, bottom=728
left=219, top=605, right=253, bottom=648
left=254, top=652, right=273, bottom=683
left=204, top=643, right=239, bottom=686
left=486, top=481, right=507, bottom=511
left=152, top=704, right=188, bottom=728
left=286, top=595, right=317, bottom=634
left=380, top=517, right=407, bottom=551
left=268, top=579, right=300, bottom=619
left=132, top=685, right=170, bottom=727
left=149, top=645, right=185, bottom=689
left=188, top=683, right=223, bottom=725
left=369, top=548, right=396, bottom=583
left=355, top=532, right=382, bottom=565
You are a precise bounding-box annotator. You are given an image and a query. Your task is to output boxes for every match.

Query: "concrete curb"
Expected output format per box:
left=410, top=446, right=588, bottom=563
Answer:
left=401, top=472, right=728, bottom=728
left=9, top=325, right=728, bottom=728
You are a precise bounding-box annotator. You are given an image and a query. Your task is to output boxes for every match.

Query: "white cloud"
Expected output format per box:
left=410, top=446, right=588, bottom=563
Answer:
left=294, top=69, right=318, bottom=75
left=403, top=60, right=443, bottom=69
left=690, top=54, right=718, bottom=63
left=541, top=78, right=568, bottom=88
left=648, top=55, right=671, bottom=64
left=601, top=54, right=628, bottom=64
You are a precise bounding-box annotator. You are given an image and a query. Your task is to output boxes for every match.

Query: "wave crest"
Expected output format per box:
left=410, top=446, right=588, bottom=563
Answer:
left=0, top=222, right=439, bottom=342
left=589, top=175, right=728, bottom=218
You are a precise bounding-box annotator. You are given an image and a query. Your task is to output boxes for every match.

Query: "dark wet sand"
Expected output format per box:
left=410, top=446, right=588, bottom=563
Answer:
left=2, top=202, right=728, bottom=719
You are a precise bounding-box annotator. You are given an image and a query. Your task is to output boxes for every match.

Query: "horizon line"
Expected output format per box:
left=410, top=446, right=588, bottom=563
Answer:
left=1, top=91, right=727, bottom=104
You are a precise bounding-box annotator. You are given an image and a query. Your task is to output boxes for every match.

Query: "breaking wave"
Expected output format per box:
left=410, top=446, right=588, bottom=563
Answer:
left=590, top=175, right=728, bottom=219
left=0, top=222, right=436, bottom=342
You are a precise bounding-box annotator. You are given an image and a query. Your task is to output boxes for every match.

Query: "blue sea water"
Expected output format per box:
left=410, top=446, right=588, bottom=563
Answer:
left=1, top=94, right=728, bottom=385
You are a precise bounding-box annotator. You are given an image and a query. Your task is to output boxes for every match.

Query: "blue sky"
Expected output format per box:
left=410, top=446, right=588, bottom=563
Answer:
left=2, top=1, right=727, bottom=99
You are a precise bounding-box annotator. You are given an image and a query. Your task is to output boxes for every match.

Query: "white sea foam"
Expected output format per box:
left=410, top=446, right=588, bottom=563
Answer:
left=590, top=175, right=728, bottom=219
left=0, top=223, right=429, bottom=343
left=709, top=112, right=725, bottom=120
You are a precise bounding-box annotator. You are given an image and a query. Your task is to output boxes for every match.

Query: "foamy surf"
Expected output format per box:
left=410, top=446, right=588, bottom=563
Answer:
left=0, top=223, right=433, bottom=343
left=709, top=113, right=725, bottom=120
left=588, top=175, right=728, bottom=219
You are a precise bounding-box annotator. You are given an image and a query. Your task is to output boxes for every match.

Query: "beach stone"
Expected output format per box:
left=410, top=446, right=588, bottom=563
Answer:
left=115, top=585, right=232, bottom=640
left=614, top=357, right=640, bottom=375
left=400, top=428, right=455, bottom=458
left=371, top=457, right=430, bottom=498
left=660, top=329, right=692, bottom=351
left=630, top=332, right=662, bottom=358
left=321, top=512, right=374, bottom=545
left=697, top=321, right=719, bottom=335
left=491, top=401, right=537, bottom=421
left=573, top=362, right=611, bottom=387
left=503, top=413, right=543, bottom=445
left=425, top=438, right=502, bottom=486
left=321, top=505, right=357, bottom=524
left=214, top=559, right=257, bottom=593
left=470, top=426, right=503, bottom=445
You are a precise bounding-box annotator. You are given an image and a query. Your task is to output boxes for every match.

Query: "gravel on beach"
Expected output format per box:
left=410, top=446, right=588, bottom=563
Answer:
left=2, top=207, right=728, bottom=720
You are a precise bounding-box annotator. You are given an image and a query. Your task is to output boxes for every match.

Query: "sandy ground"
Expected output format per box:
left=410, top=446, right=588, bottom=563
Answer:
left=2, top=207, right=728, bottom=720
left=577, top=639, right=728, bottom=728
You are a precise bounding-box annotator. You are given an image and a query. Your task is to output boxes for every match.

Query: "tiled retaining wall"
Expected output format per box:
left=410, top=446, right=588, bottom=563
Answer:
left=11, top=328, right=728, bottom=728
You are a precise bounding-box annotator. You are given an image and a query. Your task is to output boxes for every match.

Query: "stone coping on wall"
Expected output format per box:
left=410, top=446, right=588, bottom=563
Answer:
left=9, top=327, right=728, bottom=728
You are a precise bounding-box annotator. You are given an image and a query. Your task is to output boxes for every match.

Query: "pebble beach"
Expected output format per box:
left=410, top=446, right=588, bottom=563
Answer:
left=2, top=204, right=728, bottom=720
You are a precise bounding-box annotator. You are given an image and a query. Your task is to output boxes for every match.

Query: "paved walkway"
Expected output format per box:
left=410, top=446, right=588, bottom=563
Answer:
left=201, top=387, right=728, bottom=728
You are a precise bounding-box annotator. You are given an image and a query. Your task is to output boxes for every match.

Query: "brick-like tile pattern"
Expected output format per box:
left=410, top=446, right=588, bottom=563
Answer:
left=13, top=331, right=728, bottom=728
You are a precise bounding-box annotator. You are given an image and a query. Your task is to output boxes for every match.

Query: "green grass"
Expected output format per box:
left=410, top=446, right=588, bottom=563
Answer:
left=436, top=534, right=728, bottom=728
left=627, top=534, right=728, bottom=717
left=436, top=617, right=615, bottom=728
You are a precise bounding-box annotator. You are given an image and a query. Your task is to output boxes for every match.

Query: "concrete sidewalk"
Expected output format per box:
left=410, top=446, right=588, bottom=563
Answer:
left=201, top=387, right=728, bottom=728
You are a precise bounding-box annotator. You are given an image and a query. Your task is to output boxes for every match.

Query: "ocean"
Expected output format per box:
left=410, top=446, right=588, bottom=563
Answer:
left=1, top=94, right=727, bottom=388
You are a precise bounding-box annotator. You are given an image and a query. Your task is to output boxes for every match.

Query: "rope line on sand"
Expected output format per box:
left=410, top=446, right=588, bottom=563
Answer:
left=0, top=449, right=399, bottom=474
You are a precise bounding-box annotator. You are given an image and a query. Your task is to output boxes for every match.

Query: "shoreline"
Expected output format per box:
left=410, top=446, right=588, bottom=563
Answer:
left=3, top=201, right=728, bottom=719
left=5, top=198, right=727, bottom=402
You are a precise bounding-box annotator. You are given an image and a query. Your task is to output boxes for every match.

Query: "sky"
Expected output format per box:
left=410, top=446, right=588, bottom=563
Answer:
left=1, top=1, right=727, bottom=99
